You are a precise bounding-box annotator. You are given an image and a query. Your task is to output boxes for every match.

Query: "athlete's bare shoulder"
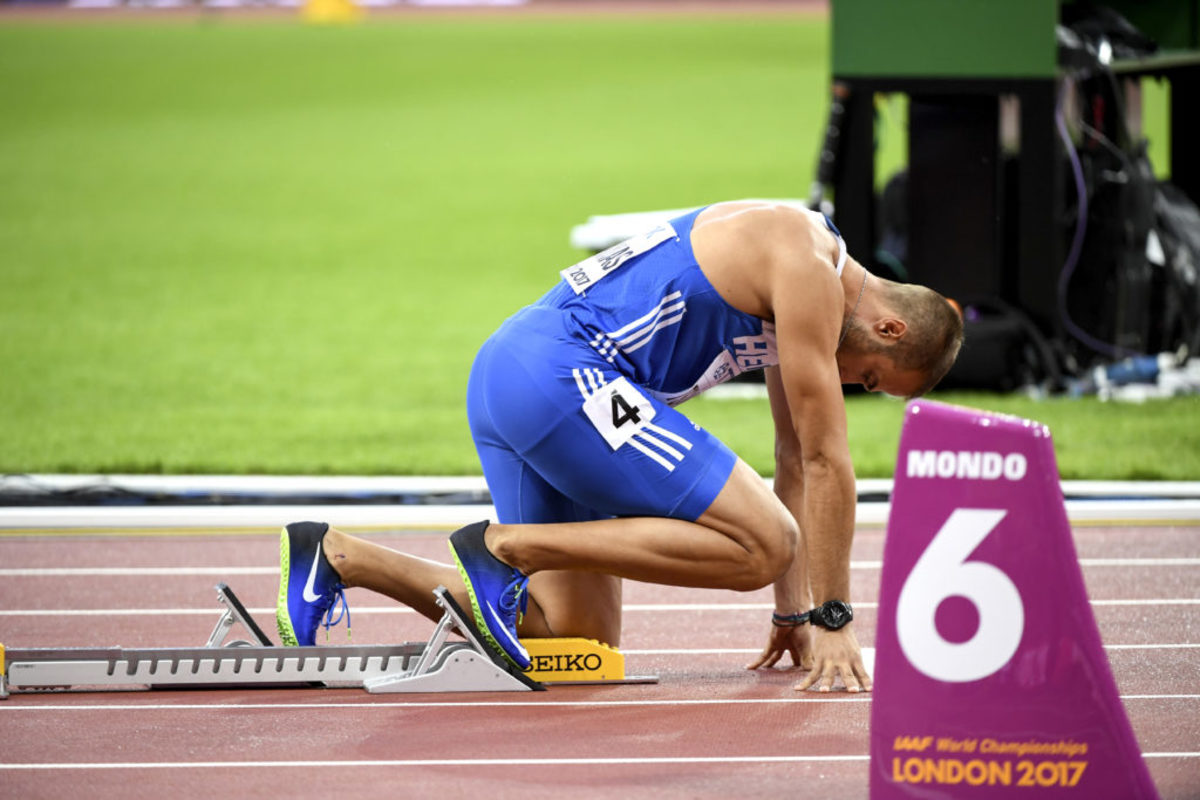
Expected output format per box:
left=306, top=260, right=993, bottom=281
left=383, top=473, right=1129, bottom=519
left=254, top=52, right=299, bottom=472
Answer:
left=694, top=200, right=813, bottom=240
left=691, top=201, right=839, bottom=321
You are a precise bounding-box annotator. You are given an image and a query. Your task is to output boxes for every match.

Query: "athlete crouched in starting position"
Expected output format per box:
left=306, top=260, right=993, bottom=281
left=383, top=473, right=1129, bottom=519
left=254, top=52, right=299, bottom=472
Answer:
left=277, top=200, right=963, bottom=692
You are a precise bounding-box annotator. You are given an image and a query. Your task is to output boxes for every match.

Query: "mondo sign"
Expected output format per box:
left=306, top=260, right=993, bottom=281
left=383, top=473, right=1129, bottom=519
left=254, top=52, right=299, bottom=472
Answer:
left=869, top=402, right=1160, bottom=799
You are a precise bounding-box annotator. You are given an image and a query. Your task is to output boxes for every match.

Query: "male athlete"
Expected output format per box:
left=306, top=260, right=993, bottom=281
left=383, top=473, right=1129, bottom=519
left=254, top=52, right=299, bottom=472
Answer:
left=277, top=200, right=963, bottom=692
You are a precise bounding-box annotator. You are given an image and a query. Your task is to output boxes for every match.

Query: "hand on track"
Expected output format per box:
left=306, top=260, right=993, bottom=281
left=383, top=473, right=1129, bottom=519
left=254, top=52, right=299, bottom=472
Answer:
left=794, top=626, right=872, bottom=693
left=746, top=622, right=814, bottom=671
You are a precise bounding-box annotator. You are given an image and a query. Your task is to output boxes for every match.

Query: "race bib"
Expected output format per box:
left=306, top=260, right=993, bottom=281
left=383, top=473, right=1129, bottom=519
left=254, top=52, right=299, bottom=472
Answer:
left=560, top=223, right=677, bottom=295
left=581, top=376, right=656, bottom=450
left=652, top=350, right=741, bottom=407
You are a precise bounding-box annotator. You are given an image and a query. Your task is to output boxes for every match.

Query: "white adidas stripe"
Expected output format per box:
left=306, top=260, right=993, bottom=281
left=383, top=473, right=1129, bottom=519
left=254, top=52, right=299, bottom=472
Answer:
left=620, top=310, right=687, bottom=354
left=603, top=291, right=683, bottom=340
left=572, top=368, right=608, bottom=398
left=615, top=301, right=686, bottom=346
left=589, top=293, right=687, bottom=360
left=571, top=368, right=590, bottom=397
left=634, top=429, right=686, bottom=462
left=644, top=422, right=693, bottom=450
left=628, top=437, right=675, bottom=471
left=592, top=333, right=619, bottom=362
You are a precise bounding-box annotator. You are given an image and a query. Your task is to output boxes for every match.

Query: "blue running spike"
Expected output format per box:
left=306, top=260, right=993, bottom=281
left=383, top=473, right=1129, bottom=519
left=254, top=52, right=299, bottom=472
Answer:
left=448, top=520, right=531, bottom=670
left=276, top=521, right=351, bottom=647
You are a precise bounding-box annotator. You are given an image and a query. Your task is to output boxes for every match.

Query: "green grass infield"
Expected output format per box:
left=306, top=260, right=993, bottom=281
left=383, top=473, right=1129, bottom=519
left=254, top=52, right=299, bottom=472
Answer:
left=0, top=15, right=1195, bottom=479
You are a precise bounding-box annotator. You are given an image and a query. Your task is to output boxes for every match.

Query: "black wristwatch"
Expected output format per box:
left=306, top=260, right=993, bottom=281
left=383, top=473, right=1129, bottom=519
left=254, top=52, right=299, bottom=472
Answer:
left=808, top=600, right=854, bottom=630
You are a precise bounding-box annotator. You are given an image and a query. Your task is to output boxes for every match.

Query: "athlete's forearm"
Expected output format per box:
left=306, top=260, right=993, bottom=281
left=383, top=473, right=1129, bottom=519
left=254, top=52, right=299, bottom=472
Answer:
left=798, top=454, right=856, bottom=605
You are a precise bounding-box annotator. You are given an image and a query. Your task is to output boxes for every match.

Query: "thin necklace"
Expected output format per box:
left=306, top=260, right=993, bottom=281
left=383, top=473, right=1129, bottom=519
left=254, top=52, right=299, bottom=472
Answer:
left=837, top=268, right=868, bottom=350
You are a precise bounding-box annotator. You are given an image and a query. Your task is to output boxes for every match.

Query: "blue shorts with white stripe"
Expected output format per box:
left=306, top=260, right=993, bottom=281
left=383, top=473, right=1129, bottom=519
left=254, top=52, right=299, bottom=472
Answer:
left=466, top=305, right=738, bottom=525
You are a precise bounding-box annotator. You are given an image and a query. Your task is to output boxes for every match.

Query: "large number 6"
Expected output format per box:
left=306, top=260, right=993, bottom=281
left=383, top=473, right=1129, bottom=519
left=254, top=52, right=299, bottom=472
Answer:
left=896, top=509, right=1024, bottom=682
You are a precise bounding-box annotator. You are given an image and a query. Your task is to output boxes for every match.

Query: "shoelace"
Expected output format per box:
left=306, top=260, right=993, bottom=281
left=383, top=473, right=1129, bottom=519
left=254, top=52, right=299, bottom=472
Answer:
left=498, top=572, right=530, bottom=626
left=321, top=584, right=352, bottom=642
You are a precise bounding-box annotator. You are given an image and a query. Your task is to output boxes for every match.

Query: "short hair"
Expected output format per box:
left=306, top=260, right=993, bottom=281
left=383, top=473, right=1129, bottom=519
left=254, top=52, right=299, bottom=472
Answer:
left=878, top=280, right=964, bottom=397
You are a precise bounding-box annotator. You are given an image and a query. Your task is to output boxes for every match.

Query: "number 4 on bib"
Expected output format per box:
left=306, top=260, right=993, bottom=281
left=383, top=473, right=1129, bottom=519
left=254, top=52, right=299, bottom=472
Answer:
left=581, top=376, right=656, bottom=450
left=870, top=400, right=1159, bottom=799
left=610, top=393, right=642, bottom=429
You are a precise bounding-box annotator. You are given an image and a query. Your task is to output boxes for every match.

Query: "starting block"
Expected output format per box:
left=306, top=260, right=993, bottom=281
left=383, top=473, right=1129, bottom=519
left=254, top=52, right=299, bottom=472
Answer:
left=870, top=401, right=1159, bottom=799
left=0, top=584, right=654, bottom=698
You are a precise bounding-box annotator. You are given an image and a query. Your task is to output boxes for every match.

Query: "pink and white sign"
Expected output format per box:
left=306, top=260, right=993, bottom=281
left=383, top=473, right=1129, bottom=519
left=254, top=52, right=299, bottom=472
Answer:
left=870, top=400, right=1159, bottom=798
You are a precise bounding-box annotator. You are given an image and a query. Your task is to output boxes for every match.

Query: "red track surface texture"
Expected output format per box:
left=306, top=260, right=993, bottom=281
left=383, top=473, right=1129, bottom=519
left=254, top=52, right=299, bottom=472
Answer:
left=1, top=524, right=1197, bottom=799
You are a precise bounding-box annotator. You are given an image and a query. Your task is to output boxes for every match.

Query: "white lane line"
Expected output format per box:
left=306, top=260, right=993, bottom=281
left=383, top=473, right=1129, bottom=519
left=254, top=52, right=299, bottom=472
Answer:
left=3, top=557, right=1197, bottom=576
left=625, top=648, right=762, bottom=655
left=0, top=567, right=274, bottom=577
left=0, top=607, right=414, bottom=616
left=3, top=497, right=1199, bottom=529
left=2, top=694, right=1196, bottom=713
left=620, top=644, right=1200, bottom=655
left=1079, top=558, right=1200, bottom=567
left=5, top=599, right=1200, bottom=616
left=0, top=753, right=1196, bottom=770
left=0, top=698, right=874, bottom=711
left=7, top=603, right=759, bottom=617
left=1104, top=643, right=1200, bottom=650
left=0, top=757, right=870, bottom=771
left=1091, top=599, right=1200, bottom=606
left=842, top=559, right=1200, bottom=569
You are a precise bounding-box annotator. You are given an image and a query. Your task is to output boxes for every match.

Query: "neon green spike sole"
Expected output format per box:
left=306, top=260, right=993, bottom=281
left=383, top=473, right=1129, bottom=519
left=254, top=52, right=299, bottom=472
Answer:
left=449, top=549, right=520, bottom=670
left=276, top=526, right=299, bottom=647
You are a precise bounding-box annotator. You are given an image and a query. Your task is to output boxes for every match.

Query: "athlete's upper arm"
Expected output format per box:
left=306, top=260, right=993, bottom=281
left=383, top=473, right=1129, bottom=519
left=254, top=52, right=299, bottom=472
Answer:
left=765, top=366, right=800, bottom=469
left=764, top=217, right=850, bottom=465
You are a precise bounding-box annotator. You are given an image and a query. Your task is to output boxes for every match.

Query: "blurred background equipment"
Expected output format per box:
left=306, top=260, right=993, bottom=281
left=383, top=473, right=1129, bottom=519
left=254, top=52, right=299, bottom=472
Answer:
left=827, top=0, right=1200, bottom=394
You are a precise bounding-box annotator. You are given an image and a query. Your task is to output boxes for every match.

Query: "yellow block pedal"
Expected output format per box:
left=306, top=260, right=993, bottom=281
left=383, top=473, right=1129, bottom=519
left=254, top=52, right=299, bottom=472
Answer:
left=523, top=638, right=625, bottom=683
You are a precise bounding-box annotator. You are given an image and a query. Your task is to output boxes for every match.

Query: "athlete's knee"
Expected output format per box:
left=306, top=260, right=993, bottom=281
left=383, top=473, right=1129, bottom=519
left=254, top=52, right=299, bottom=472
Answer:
left=698, top=463, right=798, bottom=590
left=725, top=511, right=797, bottom=591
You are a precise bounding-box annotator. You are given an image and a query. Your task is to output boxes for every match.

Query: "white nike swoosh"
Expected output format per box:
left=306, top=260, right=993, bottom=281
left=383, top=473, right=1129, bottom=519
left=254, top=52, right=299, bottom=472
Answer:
left=485, top=602, right=525, bottom=653
left=302, top=546, right=323, bottom=603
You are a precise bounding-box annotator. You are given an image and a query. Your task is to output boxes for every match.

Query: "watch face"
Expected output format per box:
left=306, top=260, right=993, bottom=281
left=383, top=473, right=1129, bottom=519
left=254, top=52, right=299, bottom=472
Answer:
left=816, top=600, right=853, bottom=630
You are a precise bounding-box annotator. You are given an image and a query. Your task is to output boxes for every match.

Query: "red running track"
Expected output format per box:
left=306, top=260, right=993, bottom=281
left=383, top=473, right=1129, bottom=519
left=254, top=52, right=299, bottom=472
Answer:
left=0, top=524, right=1197, bottom=799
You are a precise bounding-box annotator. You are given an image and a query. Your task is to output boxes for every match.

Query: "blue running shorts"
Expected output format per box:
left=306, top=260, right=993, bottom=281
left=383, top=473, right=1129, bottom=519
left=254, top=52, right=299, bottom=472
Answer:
left=467, top=305, right=738, bottom=525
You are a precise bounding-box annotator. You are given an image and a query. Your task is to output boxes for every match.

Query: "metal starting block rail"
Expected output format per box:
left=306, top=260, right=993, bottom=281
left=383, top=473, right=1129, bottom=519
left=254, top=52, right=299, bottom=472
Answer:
left=0, top=584, right=654, bottom=698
